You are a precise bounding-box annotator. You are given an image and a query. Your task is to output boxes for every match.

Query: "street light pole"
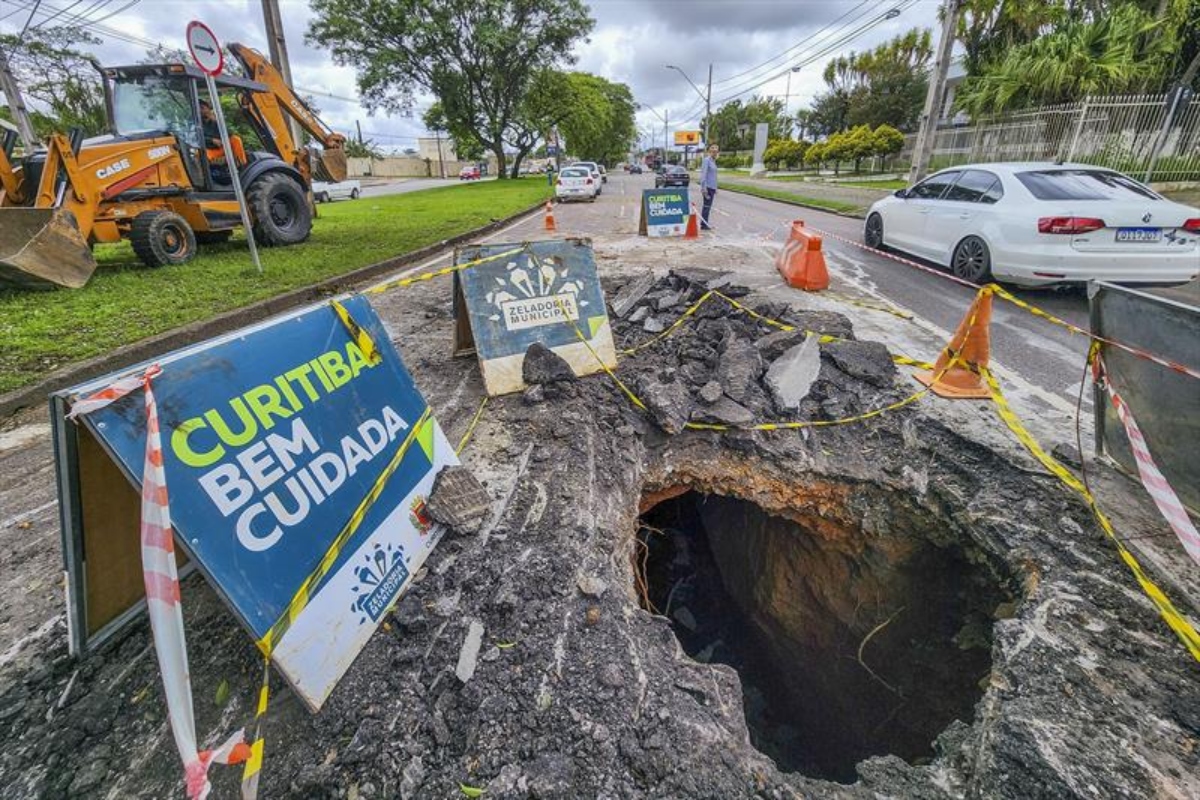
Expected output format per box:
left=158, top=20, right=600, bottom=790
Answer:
left=665, top=64, right=712, bottom=144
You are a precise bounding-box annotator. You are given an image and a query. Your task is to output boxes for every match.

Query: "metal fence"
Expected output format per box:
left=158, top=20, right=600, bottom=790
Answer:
left=900, top=93, right=1200, bottom=182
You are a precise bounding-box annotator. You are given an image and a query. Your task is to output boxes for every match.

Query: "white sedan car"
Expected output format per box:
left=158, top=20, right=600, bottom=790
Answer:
left=555, top=165, right=598, bottom=202
left=312, top=179, right=361, bottom=203
left=864, top=163, right=1200, bottom=286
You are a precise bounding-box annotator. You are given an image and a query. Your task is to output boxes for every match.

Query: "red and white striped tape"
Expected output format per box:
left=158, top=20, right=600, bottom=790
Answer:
left=70, top=366, right=244, bottom=799
left=1100, top=358, right=1200, bottom=567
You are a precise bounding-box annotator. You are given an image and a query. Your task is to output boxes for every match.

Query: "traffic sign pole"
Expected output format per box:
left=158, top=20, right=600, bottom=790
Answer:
left=187, top=20, right=262, bottom=275
left=204, top=73, right=262, bottom=274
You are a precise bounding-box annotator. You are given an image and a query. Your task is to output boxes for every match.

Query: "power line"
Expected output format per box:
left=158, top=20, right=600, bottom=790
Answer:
left=710, top=0, right=874, bottom=89
left=709, top=0, right=918, bottom=108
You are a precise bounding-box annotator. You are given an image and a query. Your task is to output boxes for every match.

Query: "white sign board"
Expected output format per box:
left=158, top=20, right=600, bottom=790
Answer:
left=186, top=20, right=224, bottom=76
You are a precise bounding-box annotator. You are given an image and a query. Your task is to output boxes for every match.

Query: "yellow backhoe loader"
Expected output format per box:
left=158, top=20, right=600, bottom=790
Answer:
left=0, top=43, right=347, bottom=289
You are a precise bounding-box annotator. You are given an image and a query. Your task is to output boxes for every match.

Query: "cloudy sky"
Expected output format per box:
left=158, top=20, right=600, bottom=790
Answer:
left=1, top=0, right=941, bottom=152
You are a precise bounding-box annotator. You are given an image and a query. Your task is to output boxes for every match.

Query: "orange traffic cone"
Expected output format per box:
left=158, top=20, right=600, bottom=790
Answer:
left=684, top=203, right=700, bottom=239
left=915, top=289, right=993, bottom=399
left=544, top=201, right=557, bottom=232
left=775, top=220, right=829, bottom=291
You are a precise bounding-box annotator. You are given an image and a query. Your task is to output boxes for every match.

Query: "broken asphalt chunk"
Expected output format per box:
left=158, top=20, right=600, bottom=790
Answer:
left=610, top=271, right=655, bottom=318
left=455, top=620, right=485, bottom=684
left=523, top=342, right=576, bottom=385
left=764, top=336, right=821, bottom=413
left=821, top=339, right=896, bottom=388
left=639, top=377, right=693, bottom=434
left=426, top=466, right=491, bottom=535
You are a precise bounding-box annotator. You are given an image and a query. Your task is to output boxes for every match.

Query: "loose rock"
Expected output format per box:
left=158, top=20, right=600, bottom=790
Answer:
left=716, top=336, right=763, bottom=403
left=425, top=466, right=491, bottom=535
left=523, top=343, right=576, bottom=385
left=639, top=377, right=693, bottom=434
left=764, top=336, right=821, bottom=413
left=822, top=339, right=896, bottom=387
left=455, top=620, right=485, bottom=684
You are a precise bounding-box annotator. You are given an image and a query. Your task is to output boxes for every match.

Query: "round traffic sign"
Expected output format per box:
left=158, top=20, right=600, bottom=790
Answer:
left=186, top=21, right=223, bottom=76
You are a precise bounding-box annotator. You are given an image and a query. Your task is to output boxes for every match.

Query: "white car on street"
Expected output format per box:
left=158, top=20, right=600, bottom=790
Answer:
left=571, top=161, right=603, bottom=195
left=864, top=163, right=1200, bottom=286
left=555, top=165, right=598, bottom=202
left=312, top=179, right=361, bottom=202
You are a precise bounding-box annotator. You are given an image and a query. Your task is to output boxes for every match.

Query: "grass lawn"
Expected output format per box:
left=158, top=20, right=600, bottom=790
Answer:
left=837, top=179, right=908, bottom=190
left=721, top=181, right=864, bottom=215
left=0, top=178, right=550, bottom=393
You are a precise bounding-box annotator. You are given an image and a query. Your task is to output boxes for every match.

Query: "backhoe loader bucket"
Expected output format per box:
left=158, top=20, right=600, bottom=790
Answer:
left=0, top=208, right=97, bottom=290
left=309, top=146, right=348, bottom=184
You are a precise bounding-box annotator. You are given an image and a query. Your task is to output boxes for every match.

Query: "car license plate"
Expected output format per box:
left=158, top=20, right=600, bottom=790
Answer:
left=1115, top=227, right=1161, bottom=242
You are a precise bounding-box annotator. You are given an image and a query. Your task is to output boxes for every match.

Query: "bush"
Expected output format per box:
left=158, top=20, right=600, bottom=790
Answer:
left=716, top=154, right=742, bottom=169
left=763, top=139, right=812, bottom=170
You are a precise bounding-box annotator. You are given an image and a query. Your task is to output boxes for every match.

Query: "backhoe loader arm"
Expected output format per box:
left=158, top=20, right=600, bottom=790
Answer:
left=228, top=43, right=347, bottom=183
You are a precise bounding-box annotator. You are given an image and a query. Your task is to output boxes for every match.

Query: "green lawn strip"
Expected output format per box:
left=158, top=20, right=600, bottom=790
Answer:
left=0, top=178, right=549, bottom=393
left=767, top=176, right=905, bottom=190
left=721, top=181, right=865, bottom=216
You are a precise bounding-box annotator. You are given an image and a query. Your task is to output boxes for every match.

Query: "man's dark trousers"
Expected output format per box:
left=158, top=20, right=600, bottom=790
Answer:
left=701, top=188, right=716, bottom=230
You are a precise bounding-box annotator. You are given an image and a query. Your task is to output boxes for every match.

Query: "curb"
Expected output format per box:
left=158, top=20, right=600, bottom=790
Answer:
left=0, top=199, right=547, bottom=419
left=721, top=182, right=868, bottom=219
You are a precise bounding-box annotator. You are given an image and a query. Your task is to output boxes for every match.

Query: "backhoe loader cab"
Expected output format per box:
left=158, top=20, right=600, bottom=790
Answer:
left=0, top=44, right=347, bottom=289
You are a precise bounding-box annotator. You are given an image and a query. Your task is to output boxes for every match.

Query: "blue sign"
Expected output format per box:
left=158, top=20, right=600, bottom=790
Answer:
left=453, top=239, right=617, bottom=395
left=639, top=188, right=689, bottom=237
left=69, top=295, right=456, bottom=709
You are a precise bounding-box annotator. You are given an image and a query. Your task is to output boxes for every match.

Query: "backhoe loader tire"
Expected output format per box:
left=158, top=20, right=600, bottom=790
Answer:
left=195, top=230, right=233, bottom=245
left=247, top=173, right=312, bottom=246
left=130, top=211, right=197, bottom=268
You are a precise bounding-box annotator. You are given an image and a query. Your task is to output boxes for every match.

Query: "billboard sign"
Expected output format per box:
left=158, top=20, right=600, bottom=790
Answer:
left=638, top=188, right=690, bottom=237
left=452, top=239, right=617, bottom=395
left=673, top=130, right=701, bottom=146
left=60, top=296, right=456, bottom=710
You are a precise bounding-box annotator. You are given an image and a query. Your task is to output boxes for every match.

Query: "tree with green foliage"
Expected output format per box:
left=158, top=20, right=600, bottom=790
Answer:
left=955, top=0, right=1200, bottom=113
left=344, top=138, right=384, bottom=159
left=807, top=29, right=932, bottom=136
left=558, top=73, right=635, bottom=164
left=423, top=102, right=486, bottom=163
left=956, top=3, right=1175, bottom=114
left=702, top=95, right=790, bottom=151
left=0, top=27, right=106, bottom=139
left=308, top=0, right=594, bottom=178
left=872, top=123, right=905, bottom=164
left=763, top=138, right=810, bottom=170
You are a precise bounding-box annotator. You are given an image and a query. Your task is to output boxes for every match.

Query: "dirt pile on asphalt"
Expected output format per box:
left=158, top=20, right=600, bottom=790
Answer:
left=0, top=268, right=1197, bottom=799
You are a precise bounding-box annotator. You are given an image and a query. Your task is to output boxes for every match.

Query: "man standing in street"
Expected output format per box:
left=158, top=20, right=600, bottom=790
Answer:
left=699, top=144, right=719, bottom=231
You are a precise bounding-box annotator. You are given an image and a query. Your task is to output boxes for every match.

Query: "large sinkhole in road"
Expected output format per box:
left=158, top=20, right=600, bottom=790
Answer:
left=636, top=488, right=1011, bottom=783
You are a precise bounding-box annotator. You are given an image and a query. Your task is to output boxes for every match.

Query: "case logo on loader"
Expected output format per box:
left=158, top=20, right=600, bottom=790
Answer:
left=96, top=158, right=131, bottom=180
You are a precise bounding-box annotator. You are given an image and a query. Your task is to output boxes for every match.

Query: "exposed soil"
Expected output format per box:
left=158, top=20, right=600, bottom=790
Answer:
left=0, top=264, right=1197, bottom=799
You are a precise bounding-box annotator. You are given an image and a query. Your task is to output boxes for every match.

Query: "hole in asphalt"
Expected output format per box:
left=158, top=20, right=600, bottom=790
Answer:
left=635, top=487, right=1011, bottom=783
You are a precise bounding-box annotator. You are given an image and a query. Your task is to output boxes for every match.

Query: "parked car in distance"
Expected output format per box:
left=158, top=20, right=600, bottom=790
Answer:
left=629, top=163, right=643, bottom=174
left=459, top=165, right=481, bottom=180
left=598, top=165, right=607, bottom=183
left=863, top=162, right=1200, bottom=287
left=655, top=165, right=690, bottom=188
left=312, top=179, right=361, bottom=203
left=572, top=161, right=602, bottom=194
left=555, top=165, right=598, bottom=202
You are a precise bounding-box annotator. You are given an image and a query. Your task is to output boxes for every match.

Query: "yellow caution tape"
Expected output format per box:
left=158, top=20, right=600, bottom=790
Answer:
left=455, top=396, right=489, bottom=455
left=257, top=406, right=434, bottom=656
left=980, top=364, right=1200, bottom=662
left=239, top=655, right=272, bottom=798
left=566, top=287, right=989, bottom=432
left=620, top=288, right=932, bottom=371
left=366, top=246, right=526, bottom=296
left=330, top=299, right=382, bottom=365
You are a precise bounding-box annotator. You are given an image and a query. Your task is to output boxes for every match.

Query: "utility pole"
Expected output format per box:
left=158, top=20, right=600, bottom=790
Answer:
left=0, top=46, right=36, bottom=147
left=355, top=120, right=363, bottom=144
left=704, top=63, right=712, bottom=146
left=909, top=0, right=960, bottom=183
left=260, top=0, right=302, bottom=146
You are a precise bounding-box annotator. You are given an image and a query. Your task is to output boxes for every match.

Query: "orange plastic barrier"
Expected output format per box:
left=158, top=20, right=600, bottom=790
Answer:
left=544, top=201, right=557, bottom=232
left=915, top=288, right=993, bottom=399
left=775, top=220, right=828, bottom=291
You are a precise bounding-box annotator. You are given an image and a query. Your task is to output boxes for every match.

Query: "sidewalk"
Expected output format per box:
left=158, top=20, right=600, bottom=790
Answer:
left=720, top=174, right=889, bottom=216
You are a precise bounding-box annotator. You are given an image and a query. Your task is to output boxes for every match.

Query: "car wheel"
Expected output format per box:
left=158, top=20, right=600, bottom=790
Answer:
left=951, top=235, right=993, bottom=284
left=350, top=188, right=360, bottom=200
left=864, top=213, right=885, bottom=249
